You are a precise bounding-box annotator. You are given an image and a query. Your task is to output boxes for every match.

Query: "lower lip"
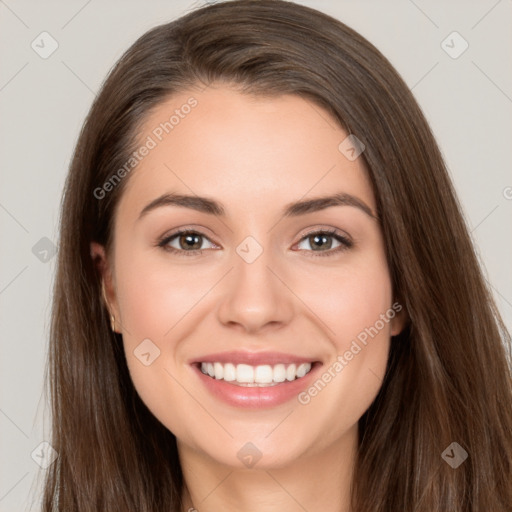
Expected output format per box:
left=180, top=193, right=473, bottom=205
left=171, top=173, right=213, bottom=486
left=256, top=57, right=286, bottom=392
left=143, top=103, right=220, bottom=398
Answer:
left=192, top=363, right=321, bottom=408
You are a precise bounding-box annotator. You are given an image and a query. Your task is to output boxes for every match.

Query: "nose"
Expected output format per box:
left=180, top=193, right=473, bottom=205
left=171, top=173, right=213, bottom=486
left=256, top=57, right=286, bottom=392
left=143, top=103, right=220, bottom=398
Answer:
left=216, top=245, right=295, bottom=334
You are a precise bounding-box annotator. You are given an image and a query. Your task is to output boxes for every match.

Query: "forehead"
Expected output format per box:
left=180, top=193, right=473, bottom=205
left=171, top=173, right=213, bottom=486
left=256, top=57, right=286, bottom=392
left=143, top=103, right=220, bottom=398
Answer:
left=117, top=86, right=375, bottom=222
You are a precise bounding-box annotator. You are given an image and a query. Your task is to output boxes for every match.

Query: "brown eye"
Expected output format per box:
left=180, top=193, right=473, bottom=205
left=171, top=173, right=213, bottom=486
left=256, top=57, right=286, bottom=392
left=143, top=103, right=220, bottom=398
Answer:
left=296, top=230, right=353, bottom=257
left=157, top=228, right=352, bottom=258
left=176, top=232, right=203, bottom=250
left=158, top=230, right=216, bottom=255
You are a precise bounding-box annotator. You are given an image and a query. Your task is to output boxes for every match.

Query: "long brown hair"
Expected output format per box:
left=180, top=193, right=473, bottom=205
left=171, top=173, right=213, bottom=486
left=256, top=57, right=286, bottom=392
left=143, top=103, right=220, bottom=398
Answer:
left=43, top=1, right=512, bottom=510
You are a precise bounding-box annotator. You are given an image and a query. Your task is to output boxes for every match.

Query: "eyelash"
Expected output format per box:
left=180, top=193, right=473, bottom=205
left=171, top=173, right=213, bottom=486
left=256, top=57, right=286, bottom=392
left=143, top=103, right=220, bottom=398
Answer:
left=157, top=227, right=353, bottom=258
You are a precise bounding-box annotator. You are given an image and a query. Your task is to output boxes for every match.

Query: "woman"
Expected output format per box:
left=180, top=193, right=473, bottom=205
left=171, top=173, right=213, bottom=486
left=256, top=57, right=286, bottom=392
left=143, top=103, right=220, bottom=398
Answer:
left=43, top=1, right=512, bottom=510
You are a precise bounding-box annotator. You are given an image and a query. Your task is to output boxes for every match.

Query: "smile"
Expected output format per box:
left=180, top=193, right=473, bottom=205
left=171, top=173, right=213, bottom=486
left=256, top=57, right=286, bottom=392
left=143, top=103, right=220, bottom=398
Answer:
left=200, top=362, right=313, bottom=387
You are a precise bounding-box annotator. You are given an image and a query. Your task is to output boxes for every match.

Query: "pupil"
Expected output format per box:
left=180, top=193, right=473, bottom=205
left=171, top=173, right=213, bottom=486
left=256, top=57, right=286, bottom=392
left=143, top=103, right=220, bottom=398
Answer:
left=181, top=233, right=201, bottom=250
left=312, top=234, right=331, bottom=250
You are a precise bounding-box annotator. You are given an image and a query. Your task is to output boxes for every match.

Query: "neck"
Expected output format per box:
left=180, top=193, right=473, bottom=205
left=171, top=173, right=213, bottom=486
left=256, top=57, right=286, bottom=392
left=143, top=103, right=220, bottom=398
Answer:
left=178, top=425, right=358, bottom=512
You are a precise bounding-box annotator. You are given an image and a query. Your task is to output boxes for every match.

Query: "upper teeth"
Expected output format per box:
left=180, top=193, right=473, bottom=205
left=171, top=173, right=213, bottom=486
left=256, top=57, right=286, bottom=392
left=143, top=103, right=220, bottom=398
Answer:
left=200, top=362, right=312, bottom=386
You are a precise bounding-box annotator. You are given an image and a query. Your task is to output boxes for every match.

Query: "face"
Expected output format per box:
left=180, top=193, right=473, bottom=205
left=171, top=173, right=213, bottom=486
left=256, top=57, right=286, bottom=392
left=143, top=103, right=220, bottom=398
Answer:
left=92, top=85, right=405, bottom=469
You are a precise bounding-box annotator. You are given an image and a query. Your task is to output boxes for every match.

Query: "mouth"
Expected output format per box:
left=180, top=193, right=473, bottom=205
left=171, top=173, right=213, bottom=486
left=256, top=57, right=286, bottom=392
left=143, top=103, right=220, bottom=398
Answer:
left=196, top=361, right=315, bottom=387
left=190, top=351, right=323, bottom=408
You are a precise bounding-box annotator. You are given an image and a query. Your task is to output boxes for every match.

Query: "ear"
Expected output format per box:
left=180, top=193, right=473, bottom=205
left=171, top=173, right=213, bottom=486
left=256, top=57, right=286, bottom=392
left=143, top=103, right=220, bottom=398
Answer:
left=90, top=241, right=120, bottom=332
left=390, top=300, right=408, bottom=337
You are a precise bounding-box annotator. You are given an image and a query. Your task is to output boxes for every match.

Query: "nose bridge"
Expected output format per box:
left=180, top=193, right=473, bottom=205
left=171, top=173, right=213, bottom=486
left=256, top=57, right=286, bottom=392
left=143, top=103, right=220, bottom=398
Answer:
left=234, top=237, right=274, bottom=291
left=216, top=234, right=293, bottom=331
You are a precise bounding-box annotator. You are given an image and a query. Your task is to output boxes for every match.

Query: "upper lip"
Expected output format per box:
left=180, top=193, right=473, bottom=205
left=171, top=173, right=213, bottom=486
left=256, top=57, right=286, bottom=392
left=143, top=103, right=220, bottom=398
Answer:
left=189, top=350, right=320, bottom=366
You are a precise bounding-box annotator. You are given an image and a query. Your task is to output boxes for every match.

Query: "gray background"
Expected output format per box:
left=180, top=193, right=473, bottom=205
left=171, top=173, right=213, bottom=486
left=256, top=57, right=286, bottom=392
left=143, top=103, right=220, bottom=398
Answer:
left=1, top=0, right=511, bottom=510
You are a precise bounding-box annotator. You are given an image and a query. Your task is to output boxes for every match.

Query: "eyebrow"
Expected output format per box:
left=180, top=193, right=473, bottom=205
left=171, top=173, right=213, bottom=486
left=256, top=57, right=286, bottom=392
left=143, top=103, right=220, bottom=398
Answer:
left=137, top=191, right=378, bottom=221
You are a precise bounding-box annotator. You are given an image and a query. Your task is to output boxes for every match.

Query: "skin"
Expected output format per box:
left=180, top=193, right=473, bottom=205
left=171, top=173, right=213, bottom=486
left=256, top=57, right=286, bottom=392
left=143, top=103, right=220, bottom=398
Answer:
left=91, top=85, right=406, bottom=512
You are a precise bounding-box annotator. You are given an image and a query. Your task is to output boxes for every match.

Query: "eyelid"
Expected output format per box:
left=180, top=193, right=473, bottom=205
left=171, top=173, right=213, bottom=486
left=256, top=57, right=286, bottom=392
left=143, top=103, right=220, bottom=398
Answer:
left=296, top=225, right=352, bottom=244
left=157, top=225, right=219, bottom=252
left=293, top=227, right=353, bottom=257
left=157, top=225, right=353, bottom=256
left=158, top=225, right=218, bottom=243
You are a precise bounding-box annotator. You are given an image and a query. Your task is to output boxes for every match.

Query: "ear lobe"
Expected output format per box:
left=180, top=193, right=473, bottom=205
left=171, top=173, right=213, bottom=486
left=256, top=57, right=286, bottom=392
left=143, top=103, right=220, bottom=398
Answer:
left=390, top=300, right=408, bottom=337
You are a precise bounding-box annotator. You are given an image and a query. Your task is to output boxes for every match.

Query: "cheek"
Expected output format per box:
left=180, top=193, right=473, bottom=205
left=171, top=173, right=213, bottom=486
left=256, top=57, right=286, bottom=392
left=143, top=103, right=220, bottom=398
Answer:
left=289, top=251, right=394, bottom=422
left=299, top=251, right=394, bottom=346
left=114, top=249, right=206, bottom=341
left=113, top=251, right=200, bottom=435
left=333, top=259, right=394, bottom=380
